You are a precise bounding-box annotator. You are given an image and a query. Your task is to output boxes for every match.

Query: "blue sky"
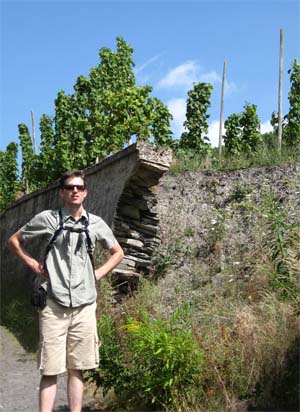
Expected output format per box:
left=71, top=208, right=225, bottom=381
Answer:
left=1, top=0, right=299, bottom=154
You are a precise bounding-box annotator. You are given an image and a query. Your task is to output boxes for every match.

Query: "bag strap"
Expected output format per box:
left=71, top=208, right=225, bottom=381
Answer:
left=44, top=209, right=95, bottom=270
left=44, top=209, right=64, bottom=260
left=83, top=214, right=95, bottom=270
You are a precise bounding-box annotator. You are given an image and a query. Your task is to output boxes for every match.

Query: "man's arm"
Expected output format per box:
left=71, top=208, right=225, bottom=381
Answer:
left=94, top=241, right=124, bottom=281
left=8, top=231, right=48, bottom=279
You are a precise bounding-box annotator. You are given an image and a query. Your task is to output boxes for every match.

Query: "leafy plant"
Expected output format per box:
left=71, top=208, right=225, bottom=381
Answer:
left=35, top=114, right=55, bottom=185
left=240, top=102, right=262, bottom=153
left=224, top=112, right=243, bottom=155
left=18, top=123, right=36, bottom=193
left=87, top=304, right=204, bottom=410
left=0, top=142, right=19, bottom=209
left=261, top=193, right=300, bottom=305
left=224, top=102, right=261, bottom=156
left=231, top=183, right=253, bottom=202
left=86, top=313, right=130, bottom=398
left=123, top=305, right=204, bottom=409
left=151, top=237, right=192, bottom=278
left=180, top=82, right=213, bottom=156
left=284, top=59, right=300, bottom=147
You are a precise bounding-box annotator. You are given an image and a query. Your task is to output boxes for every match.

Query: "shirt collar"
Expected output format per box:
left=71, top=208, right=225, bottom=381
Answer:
left=60, top=207, right=88, bottom=223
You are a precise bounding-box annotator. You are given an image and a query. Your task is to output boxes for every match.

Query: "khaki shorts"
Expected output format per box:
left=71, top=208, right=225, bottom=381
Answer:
left=37, top=298, right=99, bottom=375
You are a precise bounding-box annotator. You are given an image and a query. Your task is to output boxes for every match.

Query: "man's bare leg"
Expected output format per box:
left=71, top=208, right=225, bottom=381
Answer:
left=68, top=369, right=84, bottom=412
left=39, top=374, right=57, bottom=412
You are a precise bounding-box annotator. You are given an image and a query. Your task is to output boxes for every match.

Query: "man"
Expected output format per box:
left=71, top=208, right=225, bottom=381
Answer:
left=8, top=169, right=124, bottom=412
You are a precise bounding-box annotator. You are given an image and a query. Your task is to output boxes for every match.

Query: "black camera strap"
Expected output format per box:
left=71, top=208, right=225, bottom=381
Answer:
left=44, top=209, right=95, bottom=270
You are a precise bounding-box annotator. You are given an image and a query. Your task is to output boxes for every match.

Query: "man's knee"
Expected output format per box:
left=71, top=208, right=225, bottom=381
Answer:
left=68, top=369, right=83, bottom=379
left=40, top=374, right=57, bottom=386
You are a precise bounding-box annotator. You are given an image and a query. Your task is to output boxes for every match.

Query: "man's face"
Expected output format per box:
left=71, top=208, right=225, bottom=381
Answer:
left=59, top=176, right=87, bottom=207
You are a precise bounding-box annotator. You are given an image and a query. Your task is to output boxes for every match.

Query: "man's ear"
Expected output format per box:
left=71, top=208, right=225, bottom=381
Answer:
left=59, top=188, right=64, bottom=198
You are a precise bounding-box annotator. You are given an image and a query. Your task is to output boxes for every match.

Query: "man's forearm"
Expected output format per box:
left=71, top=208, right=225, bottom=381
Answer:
left=8, top=231, right=46, bottom=276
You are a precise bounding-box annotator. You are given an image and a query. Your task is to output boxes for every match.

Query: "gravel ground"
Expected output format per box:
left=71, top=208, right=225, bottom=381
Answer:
left=0, top=325, right=101, bottom=412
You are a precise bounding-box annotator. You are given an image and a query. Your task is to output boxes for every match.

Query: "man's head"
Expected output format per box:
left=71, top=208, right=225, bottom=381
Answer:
left=59, top=169, right=87, bottom=190
left=59, top=170, right=88, bottom=208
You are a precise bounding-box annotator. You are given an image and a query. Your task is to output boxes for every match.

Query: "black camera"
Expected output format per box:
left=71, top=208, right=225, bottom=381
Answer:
left=31, top=286, right=47, bottom=309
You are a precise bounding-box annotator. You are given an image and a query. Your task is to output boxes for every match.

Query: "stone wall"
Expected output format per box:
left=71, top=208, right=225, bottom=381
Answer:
left=0, top=142, right=172, bottom=309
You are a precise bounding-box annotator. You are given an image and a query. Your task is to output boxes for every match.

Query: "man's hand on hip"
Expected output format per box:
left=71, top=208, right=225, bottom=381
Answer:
left=30, top=259, right=49, bottom=279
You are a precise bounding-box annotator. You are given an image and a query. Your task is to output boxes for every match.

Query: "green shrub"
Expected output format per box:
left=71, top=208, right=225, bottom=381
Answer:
left=86, top=313, right=130, bottom=398
left=87, top=305, right=204, bottom=410
left=124, top=306, right=204, bottom=408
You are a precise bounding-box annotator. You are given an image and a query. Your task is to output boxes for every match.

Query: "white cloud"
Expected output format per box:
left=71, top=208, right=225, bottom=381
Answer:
left=260, top=120, right=273, bottom=134
left=224, top=79, right=239, bottom=96
left=208, top=120, right=224, bottom=148
left=159, top=61, right=199, bottom=88
left=199, top=70, right=221, bottom=84
left=158, top=61, right=238, bottom=98
left=167, top=98, right=187, bottom=138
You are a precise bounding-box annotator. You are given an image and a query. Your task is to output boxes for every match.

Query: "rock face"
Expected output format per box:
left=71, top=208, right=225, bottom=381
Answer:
left=157, top=165, right=300, bottom=248
left=153, top=164, right=300, bottom=308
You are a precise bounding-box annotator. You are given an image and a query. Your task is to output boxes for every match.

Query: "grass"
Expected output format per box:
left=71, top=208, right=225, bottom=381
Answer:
left=0, top=281, right=39, bottom=352
left=169, top=145, right=300, bottom=175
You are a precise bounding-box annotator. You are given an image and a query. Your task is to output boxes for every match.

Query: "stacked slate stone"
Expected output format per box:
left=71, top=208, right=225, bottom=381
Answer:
left=112, top=178, right=161, bottom=297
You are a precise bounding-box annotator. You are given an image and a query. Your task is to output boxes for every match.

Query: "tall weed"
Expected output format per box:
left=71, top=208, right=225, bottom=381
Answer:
left=193, top=293, right=299, bottom=411
left=87, top=303, right=204, bottom=411
left=260, top=193, right=300, bottom=305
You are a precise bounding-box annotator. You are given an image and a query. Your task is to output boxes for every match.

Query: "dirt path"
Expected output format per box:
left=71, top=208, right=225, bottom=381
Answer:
left=0, top=325, right=101, bottom=412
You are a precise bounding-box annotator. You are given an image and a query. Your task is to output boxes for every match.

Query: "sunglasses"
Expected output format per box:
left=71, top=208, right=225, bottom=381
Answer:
left=63, top=184, right=86, bottom=191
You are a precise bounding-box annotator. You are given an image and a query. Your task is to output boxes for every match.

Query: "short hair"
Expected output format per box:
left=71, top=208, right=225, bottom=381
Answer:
left=59, top=169, right=87, bottom=189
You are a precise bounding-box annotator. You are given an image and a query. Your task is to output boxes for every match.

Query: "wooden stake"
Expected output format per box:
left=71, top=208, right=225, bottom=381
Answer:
left=278, top=29, right=284, bottom=151
left=31, top=110, right=36, bottom=154
left=218, top=61, right=226, bottom=162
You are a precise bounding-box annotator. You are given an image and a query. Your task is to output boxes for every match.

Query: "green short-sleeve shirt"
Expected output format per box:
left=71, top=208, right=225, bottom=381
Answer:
left=20, top=208, right=117, bottom=307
